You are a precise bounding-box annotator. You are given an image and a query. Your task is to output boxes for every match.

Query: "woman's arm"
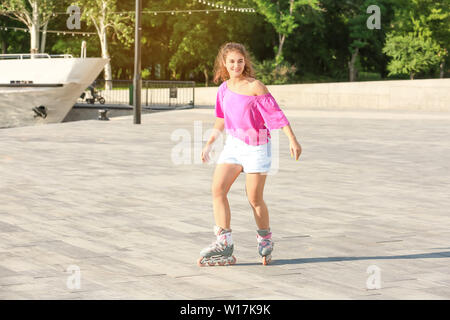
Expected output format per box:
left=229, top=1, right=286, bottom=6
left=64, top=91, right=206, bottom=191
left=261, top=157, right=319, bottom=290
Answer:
left=282, top=124, right=302, bottom=161
left=254, top=80, right=302, bottom=161
left=206, top=117, right=225, bottom=146
left=202, top=118, right=225, bottom=163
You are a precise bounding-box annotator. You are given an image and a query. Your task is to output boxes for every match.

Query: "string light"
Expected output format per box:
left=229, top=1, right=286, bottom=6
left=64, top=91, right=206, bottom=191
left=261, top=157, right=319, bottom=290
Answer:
left=197, top=0, right=255, bottom=13
left=0, top=4, right=256, bottom=36
left=0, top=26, right=94, bottom=36
left=1, top=6, right=256, bottom=17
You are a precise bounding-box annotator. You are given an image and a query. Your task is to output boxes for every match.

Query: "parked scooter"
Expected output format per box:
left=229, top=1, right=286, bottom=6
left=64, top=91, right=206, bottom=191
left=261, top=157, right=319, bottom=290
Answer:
left=80, top=84, right=106, bottom=104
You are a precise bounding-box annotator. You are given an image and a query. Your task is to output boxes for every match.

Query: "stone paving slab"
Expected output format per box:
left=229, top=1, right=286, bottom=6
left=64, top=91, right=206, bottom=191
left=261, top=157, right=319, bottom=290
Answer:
left=0, top=108, right=449, bottom=299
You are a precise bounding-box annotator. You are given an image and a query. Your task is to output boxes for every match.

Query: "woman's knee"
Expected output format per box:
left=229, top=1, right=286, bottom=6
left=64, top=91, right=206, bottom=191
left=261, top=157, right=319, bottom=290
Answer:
left=211, top=184, right=228, bottom=198
left=247, top=195, right=265, bottom=208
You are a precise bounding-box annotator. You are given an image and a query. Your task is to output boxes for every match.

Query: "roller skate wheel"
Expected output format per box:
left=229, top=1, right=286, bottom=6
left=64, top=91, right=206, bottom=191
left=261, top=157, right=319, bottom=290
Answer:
left=262, top=255, right=272, bottom=266
left=208, top=261, right=216, bottom=266
left=197, top=257, right=206, bottom=267
left=228, top=256, right=237, bottom=265
left=218, top=260, right=226, bottom=266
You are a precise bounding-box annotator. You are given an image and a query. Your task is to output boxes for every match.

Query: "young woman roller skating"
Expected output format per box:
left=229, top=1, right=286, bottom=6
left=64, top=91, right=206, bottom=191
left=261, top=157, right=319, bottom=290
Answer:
left=198, top=43, right=302, bottom=267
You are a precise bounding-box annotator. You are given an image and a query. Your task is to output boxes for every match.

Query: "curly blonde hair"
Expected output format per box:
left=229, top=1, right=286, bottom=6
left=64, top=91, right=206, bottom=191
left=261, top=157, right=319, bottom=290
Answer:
left=213, top=42, right=255, bottom=84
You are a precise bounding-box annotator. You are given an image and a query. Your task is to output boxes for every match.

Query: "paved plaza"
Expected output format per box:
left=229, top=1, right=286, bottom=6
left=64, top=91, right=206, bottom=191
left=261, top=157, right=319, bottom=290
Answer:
left=0, top=107, right=449, bottom=299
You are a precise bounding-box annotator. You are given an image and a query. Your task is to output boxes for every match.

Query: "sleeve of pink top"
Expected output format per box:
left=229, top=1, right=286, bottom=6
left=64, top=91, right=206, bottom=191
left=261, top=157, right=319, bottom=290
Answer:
left=215, top=84, right=224, bottom=118
left=256, top=94, right=290, bottom=130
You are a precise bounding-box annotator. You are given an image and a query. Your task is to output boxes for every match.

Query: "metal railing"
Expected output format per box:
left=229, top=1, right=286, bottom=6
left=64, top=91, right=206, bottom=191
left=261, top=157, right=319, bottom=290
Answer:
left=0, top=54, right=74, bottom=60
left=77, top=79, right=195, bottom=108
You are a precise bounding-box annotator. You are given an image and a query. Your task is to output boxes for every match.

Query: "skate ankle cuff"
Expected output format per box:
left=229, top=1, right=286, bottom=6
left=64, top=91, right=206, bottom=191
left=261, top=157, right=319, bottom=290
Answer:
left=218, top=232, right=233, bottom=246
left=257, top=229, right=271, bottom=237
left=214, top=225, right=232, bottom=235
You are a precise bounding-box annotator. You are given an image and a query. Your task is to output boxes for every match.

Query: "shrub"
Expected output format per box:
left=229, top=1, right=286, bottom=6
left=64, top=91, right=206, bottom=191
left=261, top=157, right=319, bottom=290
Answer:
left=253, top=59, right=297, bottom=85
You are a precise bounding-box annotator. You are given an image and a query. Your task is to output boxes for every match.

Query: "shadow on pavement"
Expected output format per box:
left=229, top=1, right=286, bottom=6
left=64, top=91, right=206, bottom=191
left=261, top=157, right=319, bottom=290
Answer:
left=230, top=251, right=450, bottom=267
left=269, top=251, right=450, bottom=266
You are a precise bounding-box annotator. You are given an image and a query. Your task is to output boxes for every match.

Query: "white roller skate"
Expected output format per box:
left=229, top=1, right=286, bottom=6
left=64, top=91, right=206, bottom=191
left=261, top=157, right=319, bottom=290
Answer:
left=197, top=226, right=236, bottom=267
left=257, top=229, right=274, bottom=265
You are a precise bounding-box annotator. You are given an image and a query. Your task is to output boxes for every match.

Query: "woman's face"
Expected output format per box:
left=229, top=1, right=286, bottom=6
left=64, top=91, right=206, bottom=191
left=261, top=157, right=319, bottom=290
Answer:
left=224, top=50, right=246, bottom=78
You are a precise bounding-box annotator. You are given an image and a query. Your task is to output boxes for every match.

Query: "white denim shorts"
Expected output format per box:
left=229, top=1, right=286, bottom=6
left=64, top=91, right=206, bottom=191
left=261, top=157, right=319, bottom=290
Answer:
left=217, top=134, right=272, bottom=173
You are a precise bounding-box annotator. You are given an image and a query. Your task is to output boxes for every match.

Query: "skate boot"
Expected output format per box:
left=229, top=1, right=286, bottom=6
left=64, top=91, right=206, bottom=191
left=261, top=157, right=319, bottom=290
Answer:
left=197, top=226, right=236, bottom=267
left=257, top=229, right=274, bottom=265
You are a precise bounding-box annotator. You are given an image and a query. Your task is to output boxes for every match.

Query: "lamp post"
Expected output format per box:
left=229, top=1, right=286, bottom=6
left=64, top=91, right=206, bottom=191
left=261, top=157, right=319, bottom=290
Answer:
left=133, top=0, right=142, bottom=124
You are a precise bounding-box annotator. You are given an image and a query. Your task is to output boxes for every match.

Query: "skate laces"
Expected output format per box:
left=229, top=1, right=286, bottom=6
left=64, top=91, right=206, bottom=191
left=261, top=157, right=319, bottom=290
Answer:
left=213, top=226, right=233, bottom=246
left=257, top=233, right=273, bottom=248
left=206, top=239, right=226, bottom=252
left=206, top=229, right=232, bottom=253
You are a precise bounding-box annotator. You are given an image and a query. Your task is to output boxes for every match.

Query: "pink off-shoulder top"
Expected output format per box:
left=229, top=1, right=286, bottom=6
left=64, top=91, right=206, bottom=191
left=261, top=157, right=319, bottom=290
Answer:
left=215, top=80, right=290, bottom=146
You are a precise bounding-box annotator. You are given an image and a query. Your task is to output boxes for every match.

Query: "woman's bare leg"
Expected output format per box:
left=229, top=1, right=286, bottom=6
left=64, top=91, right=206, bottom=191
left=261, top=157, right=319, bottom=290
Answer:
left=211, top=163, right=243, bottom=229
left=245, top=173, right=269, bottom=230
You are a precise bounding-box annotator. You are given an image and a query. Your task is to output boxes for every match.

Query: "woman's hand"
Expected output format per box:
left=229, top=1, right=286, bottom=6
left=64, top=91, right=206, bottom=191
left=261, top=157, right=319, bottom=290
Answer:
left=201, top=143, right=213, bottom=163
left=290, top=138, right=302, bottom=161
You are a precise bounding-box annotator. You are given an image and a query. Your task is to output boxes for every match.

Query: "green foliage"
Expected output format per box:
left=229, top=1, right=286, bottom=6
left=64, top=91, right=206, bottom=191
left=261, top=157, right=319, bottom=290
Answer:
left=253, top=58, right=297, bottom=85
left=0, top=0, right=56, bottom=21
left=358, top=71, right=382, bottom=81
left=75, top=0, right=134, bottom=46
left=383, top=31, right=441, bottom=79
left=382, top=0, right=448, bottom=79
left=0, top=0, right=59, bottom=51
left=167, top=8, right=224, bottom=82
left=0, top=15, right=28, bottom=53
left=0, top=0, right=447, bottom=82
left=251, top=0, right=320, bottom=64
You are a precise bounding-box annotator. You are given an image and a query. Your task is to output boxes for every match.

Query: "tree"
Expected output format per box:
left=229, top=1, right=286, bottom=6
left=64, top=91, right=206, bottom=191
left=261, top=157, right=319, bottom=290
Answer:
left=0, top=14, right=29, bottom=54
left=251, top=0, right=320, bottom=66
left=140, top=0, right=184, bottom=82
left=338, top=0, right=394, bottom=82
left=384, top=0, right=448, bottom=79
left=383, top=31, right=441, bottom=79
left=414, top=1, right=449, bottom=78
left=169, top=20, right=223, bottom=86
left=0, top=0, right=56, bottom=53
left=75, top=0, right=133, bottom=89
left=163, top=0, right=264, bottom=85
